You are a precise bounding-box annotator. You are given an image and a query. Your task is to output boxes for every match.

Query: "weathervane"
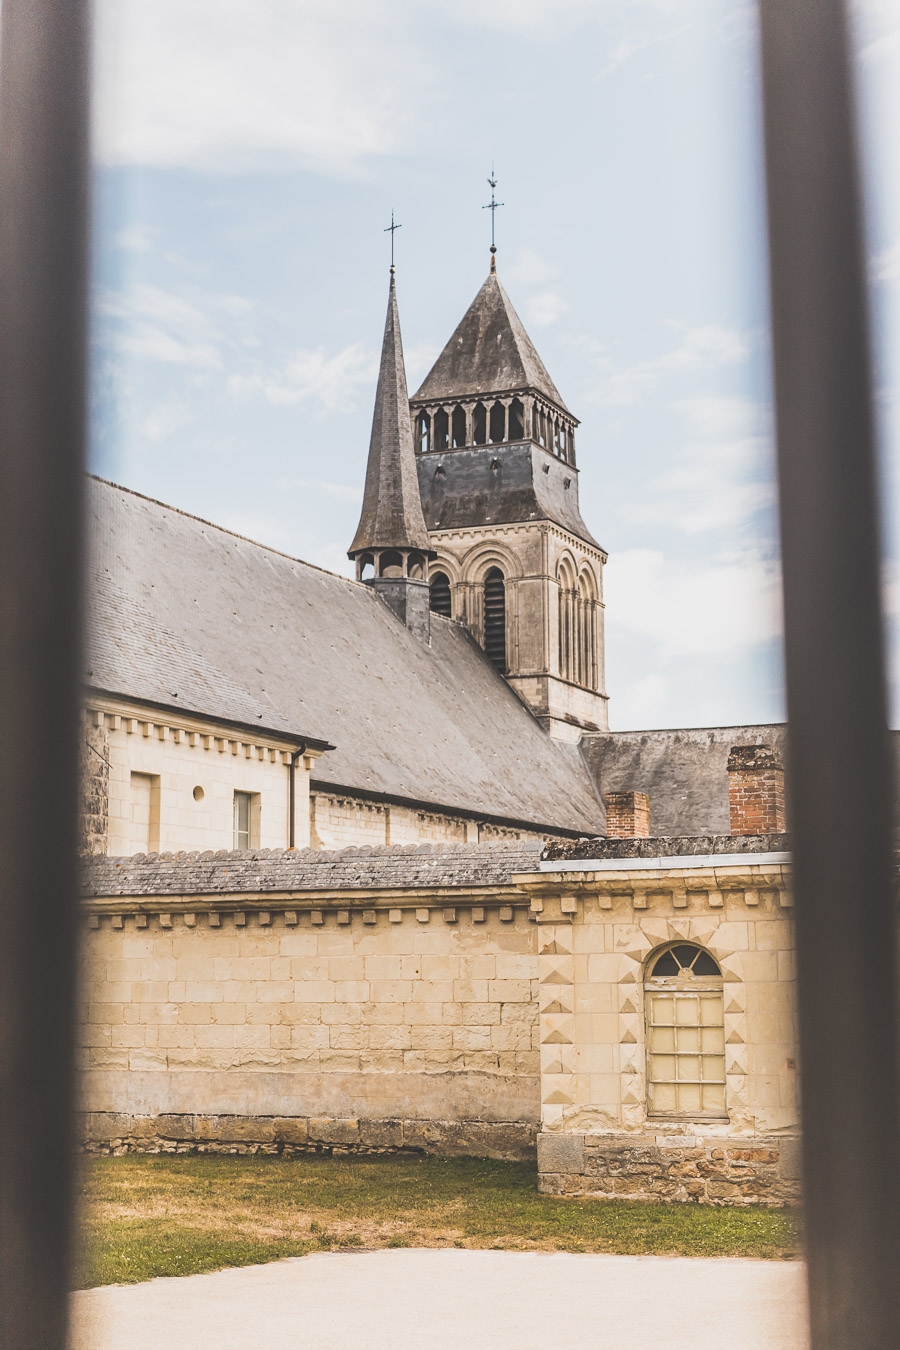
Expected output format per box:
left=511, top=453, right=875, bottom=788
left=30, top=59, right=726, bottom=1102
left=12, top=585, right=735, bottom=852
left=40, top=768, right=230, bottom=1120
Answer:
left=384, top=211, right=402, bottom=272
left=482, top=168, right=504, bottom=272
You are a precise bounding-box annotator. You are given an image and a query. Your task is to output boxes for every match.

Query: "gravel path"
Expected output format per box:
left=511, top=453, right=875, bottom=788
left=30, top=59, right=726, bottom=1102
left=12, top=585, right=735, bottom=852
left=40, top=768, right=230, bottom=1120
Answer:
left=71, top=1248, right=808, bottom=1350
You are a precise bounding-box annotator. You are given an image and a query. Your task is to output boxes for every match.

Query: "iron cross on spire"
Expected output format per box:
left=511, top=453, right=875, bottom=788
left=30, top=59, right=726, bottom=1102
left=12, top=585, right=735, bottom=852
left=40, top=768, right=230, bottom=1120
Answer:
left=482, top=169, right=504, bottom=272
left=384, top=211, right=402, bottom=272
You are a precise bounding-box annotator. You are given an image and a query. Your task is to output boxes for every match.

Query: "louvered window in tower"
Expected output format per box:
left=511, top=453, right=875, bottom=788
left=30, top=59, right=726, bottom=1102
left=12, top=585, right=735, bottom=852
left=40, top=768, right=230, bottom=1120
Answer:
left=483, top=568, right=507, bottom=673
left=429, top=571, right=452, bottom=618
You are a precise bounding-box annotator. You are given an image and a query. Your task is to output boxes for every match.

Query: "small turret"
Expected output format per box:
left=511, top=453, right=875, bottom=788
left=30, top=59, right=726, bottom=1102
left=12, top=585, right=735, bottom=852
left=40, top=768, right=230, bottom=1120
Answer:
left=349, top=269, right=434, bottom=638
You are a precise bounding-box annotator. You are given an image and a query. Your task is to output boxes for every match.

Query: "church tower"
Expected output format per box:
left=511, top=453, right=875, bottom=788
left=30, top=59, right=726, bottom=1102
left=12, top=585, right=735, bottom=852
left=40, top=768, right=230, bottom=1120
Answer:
left=410, top=258, right=609, bottom=740
left=349, top=268, right=434, bottom=639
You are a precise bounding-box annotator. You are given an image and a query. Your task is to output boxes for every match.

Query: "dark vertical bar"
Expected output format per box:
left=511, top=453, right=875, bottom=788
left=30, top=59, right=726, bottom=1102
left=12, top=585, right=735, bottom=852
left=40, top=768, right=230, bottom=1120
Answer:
left=0, top=2, right=91, bottom=1346
left=758, top=2, right=900, bottom=1346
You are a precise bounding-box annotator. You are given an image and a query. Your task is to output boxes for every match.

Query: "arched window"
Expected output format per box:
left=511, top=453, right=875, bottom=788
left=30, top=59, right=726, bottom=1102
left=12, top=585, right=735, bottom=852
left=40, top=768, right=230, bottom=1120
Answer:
left=473, top=402, right=488, bottom=446
left=483, top=568, right=506, bottom=673
left=535, top=405, right=546, bottom=447
left=557, top=559, right=576, bottom=681
left=429, top=571, right=451, bottom=617
left=415, top=412, right=431, bottom=454
left=379, top=550, right=404, bottom=578
left=509, top=398, right=525, bottom=440
left=358, top=553, right=374, bottom=582
left=451, top=405, right=467, bottom=448
left=433, top=408, right=449, bottom=451
left=645, top=944, right=726, bottom=1118
left=489, top=401, right=506, bottom=444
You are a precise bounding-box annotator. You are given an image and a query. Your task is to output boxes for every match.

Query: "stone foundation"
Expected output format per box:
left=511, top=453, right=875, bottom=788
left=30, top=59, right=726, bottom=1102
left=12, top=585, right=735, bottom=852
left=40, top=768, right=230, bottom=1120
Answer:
left=537, top=1132, right=801, bottom=1206
left=79, top=1112, right=536, bottom=1161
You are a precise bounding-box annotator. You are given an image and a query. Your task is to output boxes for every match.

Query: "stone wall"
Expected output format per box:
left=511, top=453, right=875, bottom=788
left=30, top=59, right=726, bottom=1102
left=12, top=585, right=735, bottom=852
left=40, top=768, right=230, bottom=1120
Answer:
left=79, top=843, right=543, bottom=1158
left=517, top=839, right=800, bottom=1205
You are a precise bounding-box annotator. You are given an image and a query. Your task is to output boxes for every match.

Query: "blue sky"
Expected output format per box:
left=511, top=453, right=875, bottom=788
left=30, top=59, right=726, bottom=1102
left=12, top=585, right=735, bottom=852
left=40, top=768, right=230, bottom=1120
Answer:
left=90, top=0, right=900, bottom=732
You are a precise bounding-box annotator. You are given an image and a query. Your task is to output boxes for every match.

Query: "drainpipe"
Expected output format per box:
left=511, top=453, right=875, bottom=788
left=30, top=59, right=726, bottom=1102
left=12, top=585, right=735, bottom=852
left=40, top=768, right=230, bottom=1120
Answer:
left=287, top=744, right=306, bottom=849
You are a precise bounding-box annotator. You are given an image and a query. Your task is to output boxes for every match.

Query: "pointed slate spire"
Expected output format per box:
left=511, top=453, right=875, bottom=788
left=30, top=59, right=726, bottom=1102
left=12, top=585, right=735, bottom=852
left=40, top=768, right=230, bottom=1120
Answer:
left=412, top=268, right=568, bottom=412
left=349, top=271, right=430, bottom=560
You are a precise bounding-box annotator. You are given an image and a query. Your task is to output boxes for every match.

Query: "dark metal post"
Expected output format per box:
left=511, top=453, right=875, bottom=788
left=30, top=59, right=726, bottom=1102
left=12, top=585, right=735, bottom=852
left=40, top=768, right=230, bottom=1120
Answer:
left=759, top=2, right=900, bottom=1346
left=0, top=1, right=91, bottom=1345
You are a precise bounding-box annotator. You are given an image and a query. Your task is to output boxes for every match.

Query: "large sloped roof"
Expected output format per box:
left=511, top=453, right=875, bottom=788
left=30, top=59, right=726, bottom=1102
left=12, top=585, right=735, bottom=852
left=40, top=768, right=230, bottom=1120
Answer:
left=349, top=271, right=430, bottom=556
left=412, top=270, right=570, bottom=412
left=86, top=477, right=604, bottom=835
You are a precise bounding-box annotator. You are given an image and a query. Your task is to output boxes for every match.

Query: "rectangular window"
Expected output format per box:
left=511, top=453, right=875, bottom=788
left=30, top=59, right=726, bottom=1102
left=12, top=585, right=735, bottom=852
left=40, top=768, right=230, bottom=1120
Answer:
left=646, top=989, right=726, bottom=1117
left=233, top=790, right=253, bottom=849
left=130, top=771, right=159, bottom=853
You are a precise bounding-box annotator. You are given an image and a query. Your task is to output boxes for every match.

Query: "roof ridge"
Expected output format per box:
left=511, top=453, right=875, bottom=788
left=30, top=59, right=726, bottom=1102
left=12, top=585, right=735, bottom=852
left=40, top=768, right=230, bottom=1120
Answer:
left=88, top=474, right=372, bottom=590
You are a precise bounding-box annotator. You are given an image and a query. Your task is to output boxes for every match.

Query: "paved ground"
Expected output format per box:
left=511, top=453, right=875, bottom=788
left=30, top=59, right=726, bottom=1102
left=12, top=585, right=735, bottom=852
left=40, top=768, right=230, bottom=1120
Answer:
left=71, top=1248, right=809, bottom=1350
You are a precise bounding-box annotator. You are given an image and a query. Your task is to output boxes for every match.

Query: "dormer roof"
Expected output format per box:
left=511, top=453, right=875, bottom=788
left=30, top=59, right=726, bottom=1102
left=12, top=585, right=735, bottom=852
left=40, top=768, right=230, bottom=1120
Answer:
left=411, top=270, right=570, bottom=413
left=349, top=272, right=431, bottom=557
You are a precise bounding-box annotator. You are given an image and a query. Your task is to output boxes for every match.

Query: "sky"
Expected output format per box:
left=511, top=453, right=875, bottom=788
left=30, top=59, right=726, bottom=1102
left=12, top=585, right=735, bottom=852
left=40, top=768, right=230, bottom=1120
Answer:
left=89, top=0, right=900, bottom=732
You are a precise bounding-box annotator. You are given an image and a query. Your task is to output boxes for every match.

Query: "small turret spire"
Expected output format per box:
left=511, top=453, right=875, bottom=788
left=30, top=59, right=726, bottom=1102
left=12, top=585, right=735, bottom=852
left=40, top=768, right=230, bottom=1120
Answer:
left=348, top=266, right=431, bottom=565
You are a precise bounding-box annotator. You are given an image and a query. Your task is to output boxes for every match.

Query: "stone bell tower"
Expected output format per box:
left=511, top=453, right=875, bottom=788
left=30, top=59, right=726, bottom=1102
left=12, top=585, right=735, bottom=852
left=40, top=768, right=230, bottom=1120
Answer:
left=410, top=255, right=608, bottom=740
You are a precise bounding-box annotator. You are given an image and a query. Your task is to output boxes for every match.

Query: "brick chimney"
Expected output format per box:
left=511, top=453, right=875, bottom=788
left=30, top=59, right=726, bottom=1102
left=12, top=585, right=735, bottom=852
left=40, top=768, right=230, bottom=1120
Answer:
left=727, top=745, right=786, bottom=835
left=605, top=791, right=650, bottom=839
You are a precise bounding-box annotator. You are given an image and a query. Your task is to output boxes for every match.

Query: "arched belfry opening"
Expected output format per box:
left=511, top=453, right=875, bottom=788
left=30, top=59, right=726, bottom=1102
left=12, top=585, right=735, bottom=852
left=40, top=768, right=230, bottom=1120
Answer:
left=483, top=569, right=507, bottom=674
left=429, top=571, right=451, bottom=618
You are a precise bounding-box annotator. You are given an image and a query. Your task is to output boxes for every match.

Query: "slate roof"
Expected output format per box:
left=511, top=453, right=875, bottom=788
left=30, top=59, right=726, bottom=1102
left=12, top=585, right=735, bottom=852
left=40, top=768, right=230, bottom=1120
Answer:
left=579, top=726, right=789, bottom=837
left=349, top=271, right=431, bottom=557
left=82, top=839, right=545, bottom=897
left=86, top=477, right=605, bottom=835
left=411, top=270, right=570, bottom=412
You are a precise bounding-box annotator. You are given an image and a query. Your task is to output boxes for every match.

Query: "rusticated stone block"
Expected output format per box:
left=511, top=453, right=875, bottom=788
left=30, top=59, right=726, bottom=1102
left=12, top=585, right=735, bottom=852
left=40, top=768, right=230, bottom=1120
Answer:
left=358, top=1119, right=404, bottom=1149
left=272, top=1117, right=309, bottom=1145
left=537, top=1131, right=584, bottom=1175
left=308, top=1117, right=360, bottom=1146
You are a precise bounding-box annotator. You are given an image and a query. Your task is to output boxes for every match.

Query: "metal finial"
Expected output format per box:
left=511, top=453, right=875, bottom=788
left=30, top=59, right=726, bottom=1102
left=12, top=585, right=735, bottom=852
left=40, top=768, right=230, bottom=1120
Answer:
left=482, top=167, right=504, bottom=270
left=384, top=211, right=402, bottom=272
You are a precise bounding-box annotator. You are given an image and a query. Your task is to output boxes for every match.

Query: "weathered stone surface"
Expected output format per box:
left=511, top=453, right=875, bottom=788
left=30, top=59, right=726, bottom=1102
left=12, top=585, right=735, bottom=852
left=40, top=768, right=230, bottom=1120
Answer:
left=537, top=1131, right=584, bottom=1175
left=539, top=1133, right=801, bottom=1207
left=77, top=1113, right=535, bottom=1161
left=83, top=840, right=545, bottom=898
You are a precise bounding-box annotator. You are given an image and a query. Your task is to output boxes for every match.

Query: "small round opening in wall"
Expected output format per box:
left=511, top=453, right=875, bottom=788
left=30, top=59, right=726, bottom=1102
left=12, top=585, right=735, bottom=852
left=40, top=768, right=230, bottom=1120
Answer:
left=192, top=785, right=205, bottom=802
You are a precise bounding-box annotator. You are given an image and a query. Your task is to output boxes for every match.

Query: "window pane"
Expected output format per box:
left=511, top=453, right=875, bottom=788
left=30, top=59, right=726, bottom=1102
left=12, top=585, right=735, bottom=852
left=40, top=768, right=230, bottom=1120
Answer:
left=649, top=1025, right=675, bottom=1052
left=700, top=994, right=724, bottom=1025
left=676, top=1025, right=700, bottom=1052
left=678, top=1082, right=702, bottom=1114
left=650, top=996, right=674, bottom=1024
left=701, top=1026, right=725, bottom=1054
left=672, top=944, right=698, bottom=970
left=650, top=1082, right=677, bottom=1113
left=677, top=1055, right=700, bottom=1082
left=700, top=1054, right=726, bottom=1082
left=649, top=1054, right=676, bottom=1081
left=702, top=1082, right=726, bottom=1113
left=693, top=950, right=721, bottom=976
left=651, top=951, right=679, bottom=977
left=675, top=997, right=699, bottom=1025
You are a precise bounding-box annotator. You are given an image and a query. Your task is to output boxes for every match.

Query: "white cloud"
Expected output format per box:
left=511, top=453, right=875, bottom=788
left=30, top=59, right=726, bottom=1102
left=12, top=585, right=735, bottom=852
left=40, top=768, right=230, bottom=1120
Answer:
left=94, top=0, right=431, bottom=173
left=525, top=290, right=570, bottom=327
left=138, top=401, right=191, bottom=443
left=606, top=546, right=783, bottom=659
left=283, top=478, right=363, bottom=505
left=231, top=344, right=377, bottom=413
left=609, top=672, right=670, bottom=729
left=98, top=283, right=234, bottom=370
left=584, top=323, right=753, bottom=408
left=622, top=396, right=775, bottom=535
left=504, top=248, right=559, bottom=288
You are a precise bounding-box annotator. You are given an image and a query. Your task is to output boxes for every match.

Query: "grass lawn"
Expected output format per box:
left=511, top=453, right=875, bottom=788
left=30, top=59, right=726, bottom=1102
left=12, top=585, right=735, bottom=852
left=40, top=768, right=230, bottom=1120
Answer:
left=76, top=1153, right=799, bottom=1289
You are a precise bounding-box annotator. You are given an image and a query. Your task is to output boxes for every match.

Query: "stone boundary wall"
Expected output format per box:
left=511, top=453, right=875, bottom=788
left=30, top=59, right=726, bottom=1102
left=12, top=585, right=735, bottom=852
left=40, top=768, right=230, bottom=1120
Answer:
left=80, top=842, right=545, bottom=1160
left=537, top=1131, right=801, bottom=1206
left=81, top=1112, right=534, bottom=1160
